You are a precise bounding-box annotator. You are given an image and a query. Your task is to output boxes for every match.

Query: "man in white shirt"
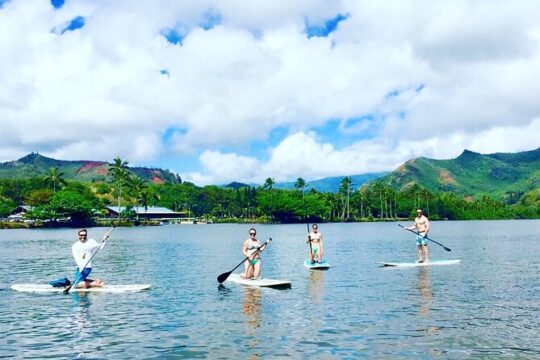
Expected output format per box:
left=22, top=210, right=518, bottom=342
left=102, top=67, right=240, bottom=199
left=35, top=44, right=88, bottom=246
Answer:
left=72, top=229, right=105, bottom=288
left=405, top=209, right=430, bottom=263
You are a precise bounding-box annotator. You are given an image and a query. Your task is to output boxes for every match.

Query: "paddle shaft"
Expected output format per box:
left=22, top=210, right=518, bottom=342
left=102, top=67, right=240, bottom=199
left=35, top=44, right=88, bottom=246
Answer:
left=306, top=223, right=313, bottom=255
left=398, top=224, right=451, bottom=252
left=217, top=238, right=271, bottom=283
left=64, top=227, right=115, bottom=294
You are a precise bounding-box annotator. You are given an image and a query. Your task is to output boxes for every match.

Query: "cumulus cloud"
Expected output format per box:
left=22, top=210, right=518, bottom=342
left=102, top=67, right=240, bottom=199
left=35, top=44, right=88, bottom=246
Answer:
left=0, top=0, right=539, bottom=184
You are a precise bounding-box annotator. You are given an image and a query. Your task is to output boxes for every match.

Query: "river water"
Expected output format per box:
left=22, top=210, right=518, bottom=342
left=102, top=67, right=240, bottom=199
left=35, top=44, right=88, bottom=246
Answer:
left=1, top=220, right=539, bottom=359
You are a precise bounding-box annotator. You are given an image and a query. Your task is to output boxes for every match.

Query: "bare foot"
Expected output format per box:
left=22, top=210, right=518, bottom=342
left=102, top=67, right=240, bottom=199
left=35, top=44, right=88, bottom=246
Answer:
left=416, top=259, right=424, bottom=263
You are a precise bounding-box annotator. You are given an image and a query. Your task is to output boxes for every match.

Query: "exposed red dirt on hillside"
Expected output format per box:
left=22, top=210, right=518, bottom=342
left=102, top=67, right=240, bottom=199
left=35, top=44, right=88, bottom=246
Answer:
left=77, top=162, right=107, bottom=174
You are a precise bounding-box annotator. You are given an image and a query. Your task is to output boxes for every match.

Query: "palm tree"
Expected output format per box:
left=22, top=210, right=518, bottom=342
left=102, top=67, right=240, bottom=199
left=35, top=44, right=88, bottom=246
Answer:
left=43, top=167, right=67, bottom=193
left=109, top=157, right=129, bottom=218
left=339, top=177, right=352, bottom=220
left=139, top=188, right=159, bottom=219
left=263, top=177, right=275, bottom=191
left=372, top=182, right=385, bottom=219
left=127, top=175, right=148, bottom=220
left=294, top=177, right=306, bottom=193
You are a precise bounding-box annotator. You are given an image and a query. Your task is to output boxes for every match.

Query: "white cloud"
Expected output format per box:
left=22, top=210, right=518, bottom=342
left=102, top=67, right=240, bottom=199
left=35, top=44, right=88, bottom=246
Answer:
left=0, top=0, right=539, bottom=183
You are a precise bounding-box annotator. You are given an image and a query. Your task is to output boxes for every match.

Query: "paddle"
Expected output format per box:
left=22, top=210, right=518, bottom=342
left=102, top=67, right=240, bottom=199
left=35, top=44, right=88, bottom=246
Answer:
left=398, top=224, right=451, bottom=252
left=217, top=237, right=272, bottom=283
left=306, top=223, right=314, bottom=260
left=63, top=227, right=115, bottom=294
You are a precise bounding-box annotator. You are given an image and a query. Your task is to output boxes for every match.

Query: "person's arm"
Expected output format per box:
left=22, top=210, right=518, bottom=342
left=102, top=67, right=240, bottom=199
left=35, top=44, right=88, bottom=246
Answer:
left=72, top=244, right=85, bottom=271
left=306, top=232, right=311, bottom=244
left=242, top=240, right=249, bottom=257
left=424, top=217, right=430, bottom=235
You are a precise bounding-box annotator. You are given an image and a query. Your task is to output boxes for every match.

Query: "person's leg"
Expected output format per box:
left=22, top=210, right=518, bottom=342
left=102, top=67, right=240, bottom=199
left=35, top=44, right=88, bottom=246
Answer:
left=423, top=245, right=429, bottom=263
left=417, top=246, right=424, bottom=263
left=252, top=261, right=261, bottom=279
left=309, top=246, right=314, bottom=263
left=245, top=262, right=254, bottom=279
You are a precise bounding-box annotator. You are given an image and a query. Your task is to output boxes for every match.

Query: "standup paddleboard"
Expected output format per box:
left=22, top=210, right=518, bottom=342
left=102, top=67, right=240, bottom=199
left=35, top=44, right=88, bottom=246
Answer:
left=225, top=274, right=291, bottom=289
left=379, top=260, right=461, bottom=268
left=304, top=259, right=330, bottom=269
left=11, top=284, right=152, bottom=293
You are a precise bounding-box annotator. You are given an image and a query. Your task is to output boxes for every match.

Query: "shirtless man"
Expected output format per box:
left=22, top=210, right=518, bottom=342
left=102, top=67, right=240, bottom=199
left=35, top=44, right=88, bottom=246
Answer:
left=72, top=229, right=105, bottom=288
left=405, top=209, right=430, bottom=263
left=307, top=224, right=324, bottom=264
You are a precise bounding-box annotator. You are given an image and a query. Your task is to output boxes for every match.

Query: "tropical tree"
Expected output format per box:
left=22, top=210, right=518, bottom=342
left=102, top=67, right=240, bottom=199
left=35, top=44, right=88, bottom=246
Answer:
left=127, top=175, right=148, bottom=220
left=43, top=167, right=67, bottom=193
left=109, top=157, right=129, bottom=218
left=139, top=188, right=159, bottom=219
left=263, top=177, right=276, bottom=191
left=294, top=177, right=306, bottom=196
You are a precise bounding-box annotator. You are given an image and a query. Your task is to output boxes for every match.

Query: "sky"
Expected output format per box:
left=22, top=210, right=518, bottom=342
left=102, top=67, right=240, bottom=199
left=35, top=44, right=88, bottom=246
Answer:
left=0, top=0, right=539, bottom=185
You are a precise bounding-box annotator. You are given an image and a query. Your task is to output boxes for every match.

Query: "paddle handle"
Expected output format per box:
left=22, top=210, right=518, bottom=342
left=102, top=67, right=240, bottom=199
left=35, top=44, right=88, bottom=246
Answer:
left=64, top=227, right=115, bottom=294
left=398, top=224, right=451, bottom=252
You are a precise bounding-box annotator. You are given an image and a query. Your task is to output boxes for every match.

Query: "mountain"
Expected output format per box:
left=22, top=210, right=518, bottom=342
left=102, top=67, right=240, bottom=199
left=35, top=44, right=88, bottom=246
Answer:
left=374, top=147, right=540, bottom=200
left=0, top=153, right=180, bottom=184
left=222, top=173, right=387, bottom=193
left=274, top=173, right=388, bottom=193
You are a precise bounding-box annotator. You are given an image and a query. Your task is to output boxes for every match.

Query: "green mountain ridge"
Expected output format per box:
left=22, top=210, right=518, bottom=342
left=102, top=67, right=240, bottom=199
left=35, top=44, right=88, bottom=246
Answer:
left=375, top=147, right=540, bottom=202
left=0, top=153, right=180, bottom=184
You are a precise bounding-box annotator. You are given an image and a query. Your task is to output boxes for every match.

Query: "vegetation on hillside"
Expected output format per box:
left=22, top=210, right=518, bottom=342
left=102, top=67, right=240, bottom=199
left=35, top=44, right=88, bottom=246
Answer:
left=0, top=168, right=538, bottom=227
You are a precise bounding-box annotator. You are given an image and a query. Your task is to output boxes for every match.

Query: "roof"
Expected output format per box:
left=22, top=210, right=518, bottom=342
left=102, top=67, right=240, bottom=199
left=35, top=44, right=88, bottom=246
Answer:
left=106, top=206, right=179, bottom=215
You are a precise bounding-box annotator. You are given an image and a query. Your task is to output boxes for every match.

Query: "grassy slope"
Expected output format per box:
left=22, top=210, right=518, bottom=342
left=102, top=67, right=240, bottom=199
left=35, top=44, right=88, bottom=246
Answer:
left=380, top=148, right=540, bottom=199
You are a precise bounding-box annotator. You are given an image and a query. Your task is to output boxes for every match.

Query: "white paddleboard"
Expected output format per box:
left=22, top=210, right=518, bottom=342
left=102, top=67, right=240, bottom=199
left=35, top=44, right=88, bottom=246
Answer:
left=226, top=273, right=291, bottom=288
left=379, top=260, right=461, bottom=268
left=11, top=284, right=152, bottom=293
left=304, top=259, right=330, bottom=269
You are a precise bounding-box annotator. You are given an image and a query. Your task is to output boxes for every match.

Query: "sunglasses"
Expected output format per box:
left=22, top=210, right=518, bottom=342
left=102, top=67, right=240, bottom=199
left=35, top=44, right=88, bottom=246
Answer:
left=249, top=233, right=256, bottom=236
left=78, top=234, right=87, bottom=237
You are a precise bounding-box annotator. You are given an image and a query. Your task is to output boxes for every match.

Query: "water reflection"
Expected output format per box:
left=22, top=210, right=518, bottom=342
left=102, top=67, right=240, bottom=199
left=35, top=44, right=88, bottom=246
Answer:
left=71, top=293, right=94, bottom=357
left=242, top=287, right=261, bottom=358
left=416, top=268, right=432, bottom=316
left=308, top=270, right=325, bottom=305
left=242, top=287, right=261, bottom=330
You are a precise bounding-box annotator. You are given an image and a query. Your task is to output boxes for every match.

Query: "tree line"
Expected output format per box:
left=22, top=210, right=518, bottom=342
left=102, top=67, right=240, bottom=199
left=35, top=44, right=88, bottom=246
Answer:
left=0, top=158, right=538, bottom=226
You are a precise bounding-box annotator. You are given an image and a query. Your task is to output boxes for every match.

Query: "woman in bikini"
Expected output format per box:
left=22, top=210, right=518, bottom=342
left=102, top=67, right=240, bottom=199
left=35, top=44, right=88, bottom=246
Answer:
left=307, top=224, right=324, bottom=264
left=241, top=228, right=265, bottom=279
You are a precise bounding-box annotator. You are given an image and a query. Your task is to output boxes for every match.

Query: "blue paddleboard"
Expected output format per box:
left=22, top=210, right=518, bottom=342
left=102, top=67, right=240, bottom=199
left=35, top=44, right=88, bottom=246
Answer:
left=304, top=259, right=330, bottom=269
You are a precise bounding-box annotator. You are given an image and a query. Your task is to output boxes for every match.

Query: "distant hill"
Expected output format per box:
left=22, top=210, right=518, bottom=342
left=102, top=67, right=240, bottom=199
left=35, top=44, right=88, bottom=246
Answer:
left=373, top=147, right=540, bottom=201
left=222, top=173, right=387, bottom=193
left=0, top=153, right=180, bottom=184
left=274, top=173, right=388, bottom=193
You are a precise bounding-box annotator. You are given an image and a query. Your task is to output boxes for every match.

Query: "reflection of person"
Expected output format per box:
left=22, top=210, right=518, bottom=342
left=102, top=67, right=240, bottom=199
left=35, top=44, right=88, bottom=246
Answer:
left=72, top=229, right=104, bottom=288
left=242, top=287, right=261, bottom=326
left=417, top=268, right=432, bottom=316
left=405, top=209, right=430, bottom=263
left=241, top=228, right=266, bottom=279
left=307, top=224, right=324, bottom=264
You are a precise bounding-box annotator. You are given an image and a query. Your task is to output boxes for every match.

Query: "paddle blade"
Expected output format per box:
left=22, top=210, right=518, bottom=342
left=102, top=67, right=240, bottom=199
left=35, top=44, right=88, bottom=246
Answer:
left=443, top=246, right=452, bottom=252
left=217, top=271, right=232, bottom=284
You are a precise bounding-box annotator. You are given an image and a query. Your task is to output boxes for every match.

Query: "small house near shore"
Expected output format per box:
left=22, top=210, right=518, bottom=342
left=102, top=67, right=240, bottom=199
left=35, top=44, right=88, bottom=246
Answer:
left=105, top=206, right=186, bottom=220
left=9, top=205, right=34, bottom=220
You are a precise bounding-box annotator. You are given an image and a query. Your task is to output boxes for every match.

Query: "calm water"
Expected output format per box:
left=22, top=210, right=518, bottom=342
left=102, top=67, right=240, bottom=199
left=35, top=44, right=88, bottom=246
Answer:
left=1, top=220, right=539, bottom=359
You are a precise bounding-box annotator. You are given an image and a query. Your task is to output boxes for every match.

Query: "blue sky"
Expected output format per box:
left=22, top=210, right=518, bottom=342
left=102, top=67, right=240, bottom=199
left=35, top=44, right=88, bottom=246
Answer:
left=0, top=1, right=539, bottom=185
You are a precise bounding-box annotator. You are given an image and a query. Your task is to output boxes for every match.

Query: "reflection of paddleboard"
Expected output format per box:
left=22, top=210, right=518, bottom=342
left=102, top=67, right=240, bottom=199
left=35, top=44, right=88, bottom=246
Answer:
left=379, top=260, right=461, bottom=268
left=226, top=274, right=291, bottom=289
left=11, top=284, right=152, bottom=293
left=304, top=259, right=330, bottom=269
